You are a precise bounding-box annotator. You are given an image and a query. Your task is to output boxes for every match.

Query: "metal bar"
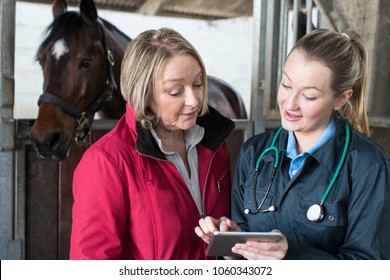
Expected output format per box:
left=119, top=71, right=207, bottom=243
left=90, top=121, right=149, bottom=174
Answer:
left=232, top=119, right=254, bottom=140
left=263, top=0, right=275, bottom=119
left=250, top=0, right=267, bottom=134
left=270, top=0, right=282, bottom=111
left=14, top=146, right=26, bottom=260
left=306, top=0, right=313, bottom=33
left=278, top=0, right=289, bottom=66
left=0, top=0, right=18, bottom=260
left=313, top=0, right=337, bottom=30
left=368, top=116, right=390, bottom=128
left=292, top=0, right=300, bottom=44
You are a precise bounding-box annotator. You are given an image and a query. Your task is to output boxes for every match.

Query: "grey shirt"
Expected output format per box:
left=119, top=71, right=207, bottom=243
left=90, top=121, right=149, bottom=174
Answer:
left=150, top=125, right=205, bottom=215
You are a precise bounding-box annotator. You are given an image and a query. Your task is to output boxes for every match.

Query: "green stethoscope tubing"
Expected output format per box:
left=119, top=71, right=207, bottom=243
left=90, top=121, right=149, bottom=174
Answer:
left=250, top=121, right=350, bottom=219
left=255, top=126, right=283, bottom=170
left=320, top=121, right=350, bottom=204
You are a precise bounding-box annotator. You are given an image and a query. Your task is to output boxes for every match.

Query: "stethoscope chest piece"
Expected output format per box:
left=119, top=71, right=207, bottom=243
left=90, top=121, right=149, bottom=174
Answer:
left=306, top=204, right=324, bottom=222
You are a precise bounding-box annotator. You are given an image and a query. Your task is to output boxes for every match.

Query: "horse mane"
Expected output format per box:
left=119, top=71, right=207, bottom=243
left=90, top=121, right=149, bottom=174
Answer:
left=35, top=11, right=131, bottom=61
left=99, top=18, right=131, bottom=42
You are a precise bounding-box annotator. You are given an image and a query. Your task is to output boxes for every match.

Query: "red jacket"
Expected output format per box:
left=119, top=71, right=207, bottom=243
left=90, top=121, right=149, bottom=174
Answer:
left=70, top=104, right=235, bottom=259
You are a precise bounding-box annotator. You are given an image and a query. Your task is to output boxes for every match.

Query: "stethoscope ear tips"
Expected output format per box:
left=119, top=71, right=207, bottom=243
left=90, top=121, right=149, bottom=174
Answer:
left=268, top=205, right=276, bottom=212
left=244, top=205, right=276, bottom=215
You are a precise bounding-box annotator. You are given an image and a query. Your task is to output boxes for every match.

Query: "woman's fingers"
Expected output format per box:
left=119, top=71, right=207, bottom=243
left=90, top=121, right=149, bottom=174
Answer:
left=198, top=216, right=218, bottom=234
left=195, top=216, right=242, bottom=244
left=224, top=218, right=241, bottom=232
left=195, top=216, right=221, bottom=243
left=194, top=226, right=212, bottom=243
left=231, top=233, right=288, bottom=260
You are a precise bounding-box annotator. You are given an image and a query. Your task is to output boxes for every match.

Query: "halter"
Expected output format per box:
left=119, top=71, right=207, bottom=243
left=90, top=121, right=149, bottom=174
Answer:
left=37, top=19, right=117, bottom=145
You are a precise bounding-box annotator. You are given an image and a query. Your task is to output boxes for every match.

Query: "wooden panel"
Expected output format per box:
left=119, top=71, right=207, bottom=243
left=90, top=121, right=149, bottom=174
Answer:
left=25, top=129, right=110, bottom=259
left=57, top=130, right=110, bottom=259
left=58, top=143, right=86, bottom=260
left=25, top=145, right=59, bottom=260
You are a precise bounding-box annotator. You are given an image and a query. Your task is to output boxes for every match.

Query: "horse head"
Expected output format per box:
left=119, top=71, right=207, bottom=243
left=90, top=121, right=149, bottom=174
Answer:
left=30, top=0, right=128, bottom=160
left=30, top=0, right=247, bottom=161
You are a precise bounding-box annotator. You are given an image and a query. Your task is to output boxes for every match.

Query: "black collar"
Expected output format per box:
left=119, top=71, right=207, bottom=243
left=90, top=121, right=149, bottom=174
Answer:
left=135, top=106, right=235, bottom=159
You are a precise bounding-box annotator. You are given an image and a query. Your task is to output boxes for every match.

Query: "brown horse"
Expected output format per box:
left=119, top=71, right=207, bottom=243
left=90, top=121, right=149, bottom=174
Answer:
left=30, top=0, right=247, bottom=161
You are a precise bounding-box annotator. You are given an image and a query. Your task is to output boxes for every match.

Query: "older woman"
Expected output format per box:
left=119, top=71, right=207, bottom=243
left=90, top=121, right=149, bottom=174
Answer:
left=70, top=28, right=235, bottom=259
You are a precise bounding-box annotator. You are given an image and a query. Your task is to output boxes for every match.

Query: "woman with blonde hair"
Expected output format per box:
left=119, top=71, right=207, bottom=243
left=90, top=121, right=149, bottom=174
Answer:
left=70, top=28, right=235, bottom=259
left=196, top=28, right=390, bottom=259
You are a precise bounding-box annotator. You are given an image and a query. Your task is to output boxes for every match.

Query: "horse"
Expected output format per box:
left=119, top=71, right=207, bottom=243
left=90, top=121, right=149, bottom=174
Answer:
left=30, top=0, right=247, bottom=161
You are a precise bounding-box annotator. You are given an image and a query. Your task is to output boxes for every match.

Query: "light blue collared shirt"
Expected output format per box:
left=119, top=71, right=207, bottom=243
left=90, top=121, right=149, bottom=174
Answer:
left=285, top=118, right=336, bottom=179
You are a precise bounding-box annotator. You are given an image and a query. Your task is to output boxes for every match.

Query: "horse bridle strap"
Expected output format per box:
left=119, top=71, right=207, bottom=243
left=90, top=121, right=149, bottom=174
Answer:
left=38, top=80, right=113, bottom=130
left=38, top=93, right=84, bottom=121
left=37, top=19, right=117, bottom=144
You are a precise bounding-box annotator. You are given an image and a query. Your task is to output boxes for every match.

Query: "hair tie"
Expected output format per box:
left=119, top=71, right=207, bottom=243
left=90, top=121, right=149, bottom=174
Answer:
left=341, top=33, right=350, bottom=40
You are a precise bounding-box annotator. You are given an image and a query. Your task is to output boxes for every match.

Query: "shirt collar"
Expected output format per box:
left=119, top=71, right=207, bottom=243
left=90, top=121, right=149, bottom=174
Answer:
left=285, top=118, right=336, bottom=159
left=150, top=124, right=205, bottom=155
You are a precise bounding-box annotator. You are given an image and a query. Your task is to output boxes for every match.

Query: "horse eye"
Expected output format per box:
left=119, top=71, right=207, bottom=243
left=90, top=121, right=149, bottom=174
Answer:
left=79, top=58, right=92, bottom=69
left=36, top=55, right=44, bottom=66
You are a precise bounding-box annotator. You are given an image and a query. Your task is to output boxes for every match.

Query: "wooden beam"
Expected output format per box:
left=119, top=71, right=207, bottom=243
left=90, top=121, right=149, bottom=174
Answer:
left=138, top=0, right=166, bottom=16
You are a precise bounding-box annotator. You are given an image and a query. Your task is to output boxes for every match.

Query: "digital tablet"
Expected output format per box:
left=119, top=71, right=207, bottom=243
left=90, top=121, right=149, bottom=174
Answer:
left=205, top=231, right=282, bottom=257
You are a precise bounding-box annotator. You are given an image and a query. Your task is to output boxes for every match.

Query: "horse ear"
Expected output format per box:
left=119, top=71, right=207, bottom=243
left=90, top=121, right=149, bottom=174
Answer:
left=52, top=0, right=67, bottom=19
left=79, top=0, right=98, bottom=25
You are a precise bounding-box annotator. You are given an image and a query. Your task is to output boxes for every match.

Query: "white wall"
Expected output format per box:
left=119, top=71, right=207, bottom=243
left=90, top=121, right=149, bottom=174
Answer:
left=14, top=2, right=254, bottom=118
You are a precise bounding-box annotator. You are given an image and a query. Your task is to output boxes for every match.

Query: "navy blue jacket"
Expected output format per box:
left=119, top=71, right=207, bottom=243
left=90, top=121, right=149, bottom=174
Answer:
left=231, top=120, right=390, bottom=259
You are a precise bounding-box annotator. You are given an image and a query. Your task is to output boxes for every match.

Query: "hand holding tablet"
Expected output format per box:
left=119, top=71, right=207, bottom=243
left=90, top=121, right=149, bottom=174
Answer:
left=205, top=231, right=282, bottom=257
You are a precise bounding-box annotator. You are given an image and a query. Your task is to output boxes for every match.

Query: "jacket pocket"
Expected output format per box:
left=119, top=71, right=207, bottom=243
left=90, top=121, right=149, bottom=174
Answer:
left=294, top=200, right=348, bottom=227
left=215, top=169, right=229, bottom=194
left=287, top=200, right=348, bottom=249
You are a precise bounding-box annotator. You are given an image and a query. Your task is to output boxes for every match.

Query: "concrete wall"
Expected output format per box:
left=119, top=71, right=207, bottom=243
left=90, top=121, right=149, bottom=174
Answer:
left=315, top=0, right=389, bottom=156
left=316, top=0, right=389, bottom=117
left=14, top=1, right=254, bottom=118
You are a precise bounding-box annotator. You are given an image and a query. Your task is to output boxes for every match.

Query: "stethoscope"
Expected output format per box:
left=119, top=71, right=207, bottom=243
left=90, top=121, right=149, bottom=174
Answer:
left=244, top=122, right=350, bottom=223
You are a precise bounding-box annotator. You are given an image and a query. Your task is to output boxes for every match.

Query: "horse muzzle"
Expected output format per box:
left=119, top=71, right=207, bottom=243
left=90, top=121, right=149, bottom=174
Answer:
left=30, top=129, right=72, bottom=161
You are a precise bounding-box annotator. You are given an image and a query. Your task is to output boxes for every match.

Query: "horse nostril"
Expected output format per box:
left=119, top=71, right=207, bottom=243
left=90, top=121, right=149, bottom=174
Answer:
left=30, top=131, right=64, bottom=151
left=46, top=131, right=64, bottom=150
left=30, top=130, right=69, bottom=160
left=30, top=133, right=40, bottom=149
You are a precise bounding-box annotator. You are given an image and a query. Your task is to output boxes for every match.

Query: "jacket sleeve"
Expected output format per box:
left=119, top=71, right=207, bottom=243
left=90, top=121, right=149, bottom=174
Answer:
left=338, top=157, right=390, bottom=259
left=69, top=147, right=128, bottom=260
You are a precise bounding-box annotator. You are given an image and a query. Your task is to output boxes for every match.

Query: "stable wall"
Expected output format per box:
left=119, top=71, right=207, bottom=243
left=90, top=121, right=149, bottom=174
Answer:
left=316, top=0, right=389, bottom=117
left=317, top=0, right=390, bottom=155
left=14, top=2, right=254, bottom=119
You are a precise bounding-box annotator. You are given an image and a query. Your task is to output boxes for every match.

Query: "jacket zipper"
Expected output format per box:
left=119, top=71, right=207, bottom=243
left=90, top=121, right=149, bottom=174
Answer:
left=201, top=150, right=218, bottom=218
